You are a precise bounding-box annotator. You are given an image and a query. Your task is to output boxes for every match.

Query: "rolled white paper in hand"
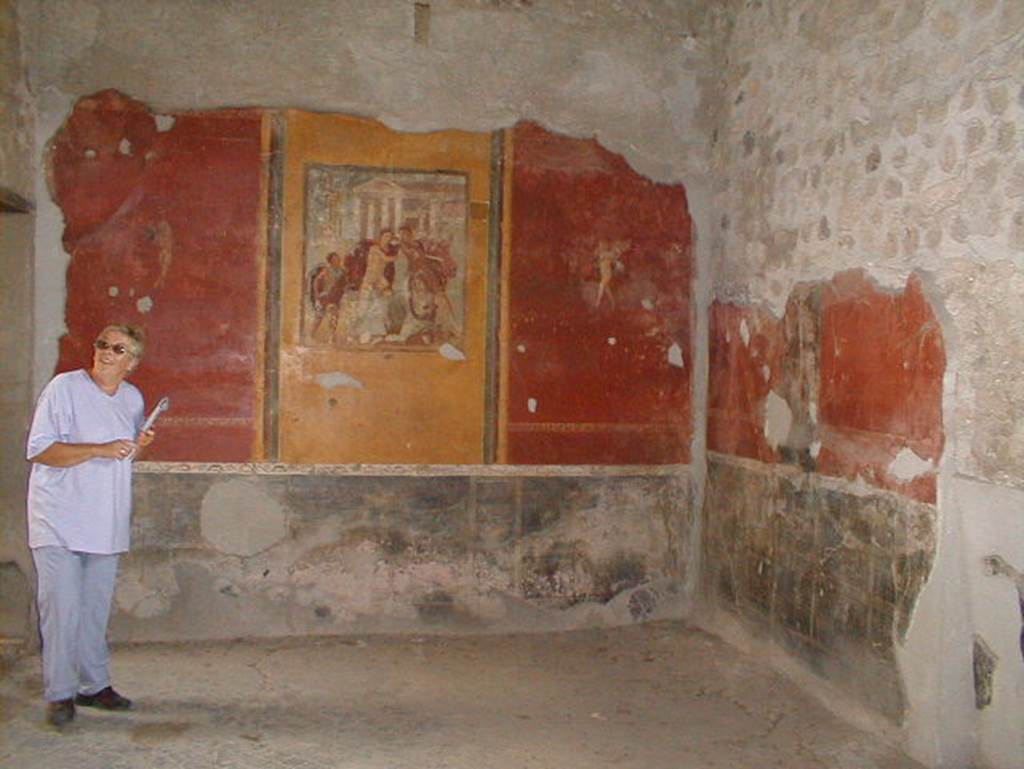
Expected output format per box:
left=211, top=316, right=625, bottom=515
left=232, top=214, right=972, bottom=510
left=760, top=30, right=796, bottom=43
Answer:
left=127, top=396, right=169, bottom=459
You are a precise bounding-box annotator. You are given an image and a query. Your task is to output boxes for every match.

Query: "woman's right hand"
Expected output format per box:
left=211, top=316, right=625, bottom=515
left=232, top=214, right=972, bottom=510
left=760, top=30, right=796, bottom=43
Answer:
left=98, top=439, right=138, bottom=461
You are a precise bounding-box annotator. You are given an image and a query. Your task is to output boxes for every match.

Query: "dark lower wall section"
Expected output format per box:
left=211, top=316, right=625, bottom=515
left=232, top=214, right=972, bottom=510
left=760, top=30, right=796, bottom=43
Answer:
left=702, top=454, right=936, bottom=722
left=113, top=466, right=693, bottom=642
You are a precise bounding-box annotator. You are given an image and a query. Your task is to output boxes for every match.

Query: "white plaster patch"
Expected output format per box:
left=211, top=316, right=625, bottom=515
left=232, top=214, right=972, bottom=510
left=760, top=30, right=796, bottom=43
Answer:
left=136, top=296, right=154, bottom=313
left=108, top=286, right=119, bottom=297
left=641, top=298, right=655, bottom=310
left=809, top=440, right=822, bottom=459
left=667, top=342, right=684, bottom=368
left=528, top=398, right=538, bottom=414
left=739, top=319, right=751, bottom=347
left=115, top=559, right=179, bottom=619
left=155, top=114, right=175, bottom=132
left=84, top=148, right=96, bottom=159
left=809, top=400, right=818, bottom=424
left=888, top=447, right=935, bottom=481
left=118, top=137, right=132, bottom=155
left=517, top=344, right=526, bottom=353
left=200, top=479, right=288, bottom=557
left=763, top=390, right=793, bottom=449
left=607, top=337, right=617, bottom=346
left=439, top=343, right=466, bottom=361
left=762, top=365, right=771, bottom=381
left=316, top=371, right=364, bottom=390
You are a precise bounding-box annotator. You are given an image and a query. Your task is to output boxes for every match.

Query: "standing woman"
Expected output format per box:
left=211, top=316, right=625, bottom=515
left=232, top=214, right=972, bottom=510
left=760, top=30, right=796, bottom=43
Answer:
left=26, top=324, right=155, bottom=727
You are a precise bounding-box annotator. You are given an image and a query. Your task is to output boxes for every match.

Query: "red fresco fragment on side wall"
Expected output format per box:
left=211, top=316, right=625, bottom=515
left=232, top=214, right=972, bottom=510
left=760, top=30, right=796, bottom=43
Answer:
left=819, top=271, right=945, bottom=503
left=50, top=90, right=265, bottom=461
left=707, top=269, right=945, bottom=503
left=506, top=122, right=692, bottom=464
left=706, top=301, right=783, bottom=463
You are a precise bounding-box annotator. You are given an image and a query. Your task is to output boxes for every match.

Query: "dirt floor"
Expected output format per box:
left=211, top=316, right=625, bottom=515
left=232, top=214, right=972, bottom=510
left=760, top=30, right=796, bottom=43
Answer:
left=0, top=621, right=922, bottom=769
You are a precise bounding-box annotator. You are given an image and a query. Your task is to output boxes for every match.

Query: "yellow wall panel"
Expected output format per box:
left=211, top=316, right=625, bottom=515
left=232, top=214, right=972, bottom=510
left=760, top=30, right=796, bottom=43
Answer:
left=280, top=112, right=492, bottom=464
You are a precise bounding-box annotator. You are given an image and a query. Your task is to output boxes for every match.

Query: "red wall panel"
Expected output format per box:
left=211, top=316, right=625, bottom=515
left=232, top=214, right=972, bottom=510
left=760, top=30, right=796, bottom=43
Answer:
left=819, top=272, right=945, bottom=502
left=707, top=270, right=944, bottom=503
left=50, top=90, right=266, bottom=461
left=505, top=123, right=693, bottom=464
left=707, top=301, right=783, bottom=463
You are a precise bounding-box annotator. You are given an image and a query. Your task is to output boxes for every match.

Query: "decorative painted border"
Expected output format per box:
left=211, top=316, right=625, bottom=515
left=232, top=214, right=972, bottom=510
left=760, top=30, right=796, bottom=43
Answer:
left=135, top=461, right=691, bottom=477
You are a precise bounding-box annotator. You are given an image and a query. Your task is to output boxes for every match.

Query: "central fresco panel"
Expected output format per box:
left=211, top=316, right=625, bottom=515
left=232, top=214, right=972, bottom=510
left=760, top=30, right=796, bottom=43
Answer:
left=279, top=112, right=492, bottom=465
left=301, top=165, right=468, bottom=351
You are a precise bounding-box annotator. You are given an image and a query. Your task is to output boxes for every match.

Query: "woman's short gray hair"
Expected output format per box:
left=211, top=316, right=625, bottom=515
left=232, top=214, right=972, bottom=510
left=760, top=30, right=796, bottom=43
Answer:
left=100, top=324, right=145, bottom=361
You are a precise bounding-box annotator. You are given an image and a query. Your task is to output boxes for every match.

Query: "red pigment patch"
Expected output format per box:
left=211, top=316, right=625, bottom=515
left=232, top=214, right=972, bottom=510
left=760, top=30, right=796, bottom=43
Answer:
left=505, top=122, right=694, bottom=464
left=51, top=90, right=266, bottom=461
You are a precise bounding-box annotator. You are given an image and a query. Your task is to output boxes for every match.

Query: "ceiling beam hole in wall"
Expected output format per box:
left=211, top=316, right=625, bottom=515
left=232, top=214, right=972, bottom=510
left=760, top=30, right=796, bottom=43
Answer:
left=414, top=3, right=431, bottom=46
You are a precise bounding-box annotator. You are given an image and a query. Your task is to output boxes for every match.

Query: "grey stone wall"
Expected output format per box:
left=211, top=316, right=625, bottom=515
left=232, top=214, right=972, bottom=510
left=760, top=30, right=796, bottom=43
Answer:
left=0, top=0, right=35, bottom=650
left=113, top=466, right=693, bottom=642
left=707, top=2, right=1024, bottom=766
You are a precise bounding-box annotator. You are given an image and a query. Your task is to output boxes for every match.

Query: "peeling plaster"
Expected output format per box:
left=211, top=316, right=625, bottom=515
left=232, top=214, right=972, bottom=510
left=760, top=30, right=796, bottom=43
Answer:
left=155, top=114, right=175, bottom=132
left=763, top=390, right=792, bottom=450
left=667, top=342, right=684, bottom=368
left=115, top=558, right=179, bottom=619
left=527, top=397, right=538, bottom=414
left=888, top=447, right=935, bottom=481
left=200, top=479, right=288, bottom=557
left=438, top=342, right=465, bottom=361
left=316, top=371, right=365, bottom=390
left=136, top=295, right=153, bottom=313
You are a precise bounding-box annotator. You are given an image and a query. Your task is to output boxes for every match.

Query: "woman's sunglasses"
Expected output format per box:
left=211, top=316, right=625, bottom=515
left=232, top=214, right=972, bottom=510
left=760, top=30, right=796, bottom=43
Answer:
left=94, top=339, right=135, bottom=357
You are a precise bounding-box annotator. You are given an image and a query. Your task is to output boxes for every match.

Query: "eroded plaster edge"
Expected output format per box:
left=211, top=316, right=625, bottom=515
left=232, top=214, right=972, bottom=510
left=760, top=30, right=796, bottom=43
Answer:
left=706, top=450, right=937, bottom=506
left=31, top=85, right=73, bottom=395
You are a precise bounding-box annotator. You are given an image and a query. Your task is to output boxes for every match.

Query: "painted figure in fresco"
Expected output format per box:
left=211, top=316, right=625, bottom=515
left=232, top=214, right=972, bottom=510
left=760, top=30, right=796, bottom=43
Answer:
left=595, top=240, right=629, bottom=309
left=397, top=224, right=460, bottom=345
left=354, top=229, right=401, bottom=344
left=26, top=324, right=156, bottom=728
left=308, top=251, right=349, bottom=343
left=983, top=554, right=1024, bottom=662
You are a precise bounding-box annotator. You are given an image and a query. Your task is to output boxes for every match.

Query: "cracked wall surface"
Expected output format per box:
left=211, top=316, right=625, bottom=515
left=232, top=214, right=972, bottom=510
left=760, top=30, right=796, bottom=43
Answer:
left=114, top=468, right=693, bottom=641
